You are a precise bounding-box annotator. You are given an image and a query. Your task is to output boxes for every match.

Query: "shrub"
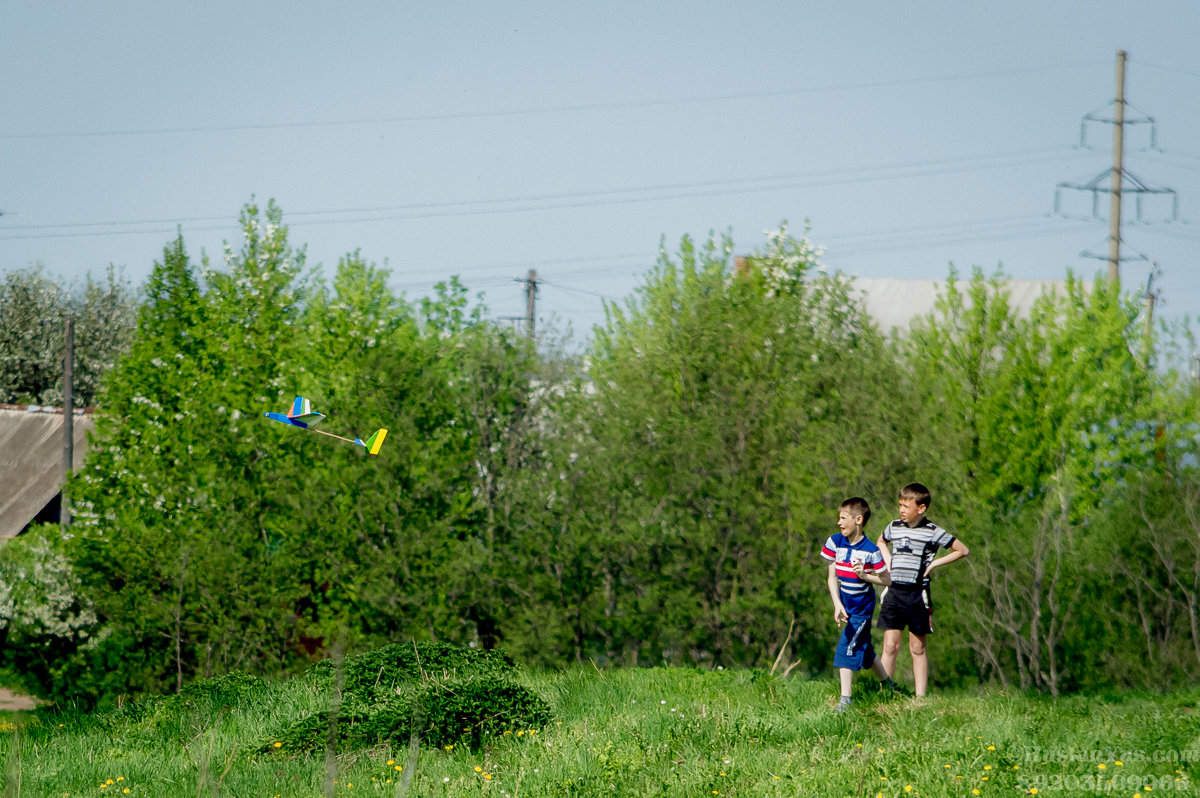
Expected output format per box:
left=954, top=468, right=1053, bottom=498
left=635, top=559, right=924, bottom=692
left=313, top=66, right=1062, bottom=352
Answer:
left=264, top=665, right=551, bottom=755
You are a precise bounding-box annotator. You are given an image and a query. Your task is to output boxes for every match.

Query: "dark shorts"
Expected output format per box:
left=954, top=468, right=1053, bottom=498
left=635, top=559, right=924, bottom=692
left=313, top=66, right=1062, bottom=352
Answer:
left=879, top=585, right=933, bottom=635
left=833, top=614, right=876, bottom=670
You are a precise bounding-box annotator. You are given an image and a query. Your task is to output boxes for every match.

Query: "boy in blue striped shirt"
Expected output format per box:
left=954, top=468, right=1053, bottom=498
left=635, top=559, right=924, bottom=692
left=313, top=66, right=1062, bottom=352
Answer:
left=820, top=497, right=897, bottom=712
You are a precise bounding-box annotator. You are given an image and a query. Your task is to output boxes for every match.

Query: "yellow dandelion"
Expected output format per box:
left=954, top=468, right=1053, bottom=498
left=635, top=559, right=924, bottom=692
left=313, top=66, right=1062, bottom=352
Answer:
left=984, top=765, right=992, bottom=770
left=880, top=776, right=888, bottom=781
left=387, top=760, right=395, bottom=765
left=116, top=778, right=124, bottom=783
left=1098, top=763, right=1107, bottom=770
left=1013, top=765, right=1020, bottom=770
left=712, top=792, right=719, bottom=795
left=517, top=730, right=524, bottom=736
left=856, top=743, right=863, bottom=748
left=394, top=765, right=402, bottom=772
left=474, top=766, right=483, bottom=773
left=944, top=764, right=951, bottom=769
left=987, top=745, right=995, bottom=751
left=106, top=781, right=114, bottom=786
left=982, top=776, right=989, bottom=781
left=123, top=791, right=130, bottom=796
left=972, top=791, right=980, bottom=796
left=720, top=772, right=726, bottom=776
left=444, top=745, right=453, bottom=750
left=484, top=774, right=492, bottom=780
left=1115, top=761, right=1124, bottom=766
left=904, top=786, right=913, bottom=793
left=877, top=748, right=883, bottom=753
left=1030, top=790, right=1039, bottom=795
left=273, top=742, right=282, bottom=748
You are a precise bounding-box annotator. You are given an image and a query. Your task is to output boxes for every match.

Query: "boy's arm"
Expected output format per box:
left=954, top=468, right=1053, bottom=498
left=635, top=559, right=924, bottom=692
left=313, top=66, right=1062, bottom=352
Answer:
left=827, top=563, right=848, bottom=624
left=926, top=538, right=969, bottom=577
left=876, top=537, right=891, bottom=570
left=853, top=560, right=891, bottom=586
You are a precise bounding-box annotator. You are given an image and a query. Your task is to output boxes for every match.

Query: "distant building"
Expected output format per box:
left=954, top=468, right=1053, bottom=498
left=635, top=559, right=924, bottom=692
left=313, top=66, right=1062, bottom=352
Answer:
left=0, top=404, right=93, bottom=540
left=850, top=278, right=1082, bottom=334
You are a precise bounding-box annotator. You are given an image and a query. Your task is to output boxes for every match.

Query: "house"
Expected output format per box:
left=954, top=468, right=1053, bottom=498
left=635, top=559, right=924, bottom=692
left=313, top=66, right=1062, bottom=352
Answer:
left=0, top=404, right=93, bottom=540
left=850, top=278, right=1083, bottom=334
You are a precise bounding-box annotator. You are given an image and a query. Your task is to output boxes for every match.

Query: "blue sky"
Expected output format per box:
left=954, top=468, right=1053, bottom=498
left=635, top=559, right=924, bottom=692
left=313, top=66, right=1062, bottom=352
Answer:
left=3, top=2, right=1200, bottom=346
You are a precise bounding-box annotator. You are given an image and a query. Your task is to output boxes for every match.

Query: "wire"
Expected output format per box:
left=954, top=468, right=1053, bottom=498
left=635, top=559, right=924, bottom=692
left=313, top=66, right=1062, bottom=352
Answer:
left=0, top=147, right=1091, bottom=241
left=0, top=62, right=1109, bottom=141
left=1129, top=59, right=1200, bottom=82
left=539, top=281, right=619, bottom=301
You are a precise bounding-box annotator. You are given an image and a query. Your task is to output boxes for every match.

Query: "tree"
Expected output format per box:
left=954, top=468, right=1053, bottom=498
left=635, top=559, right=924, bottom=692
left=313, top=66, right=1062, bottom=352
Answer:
left=0, top=265, right=137, bottom=406
left=559, top=227, right=906, bottom=669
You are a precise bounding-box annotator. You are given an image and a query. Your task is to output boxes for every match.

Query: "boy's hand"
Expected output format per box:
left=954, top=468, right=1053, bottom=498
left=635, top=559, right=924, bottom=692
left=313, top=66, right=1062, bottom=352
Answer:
left=833, top=605, right=848, bottom=625
left=852, top=561, right=865, bottom=578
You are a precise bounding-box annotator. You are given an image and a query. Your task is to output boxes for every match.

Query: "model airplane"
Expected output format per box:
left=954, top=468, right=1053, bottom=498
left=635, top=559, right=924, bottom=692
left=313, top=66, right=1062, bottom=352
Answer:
left=263, top=396, right=388, bottom=455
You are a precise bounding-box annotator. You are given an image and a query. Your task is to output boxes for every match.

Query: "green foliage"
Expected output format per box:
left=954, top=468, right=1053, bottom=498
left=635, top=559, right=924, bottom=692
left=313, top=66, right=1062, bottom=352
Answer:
left=7, top=200, right=1198, bottom=704
left=549, top=225, right=904, bottom=670
left=307, top=642, right=516, bottom=698
left=265, top=643, right=549, bottom=755
left=0, top=526, right=100, bottom=699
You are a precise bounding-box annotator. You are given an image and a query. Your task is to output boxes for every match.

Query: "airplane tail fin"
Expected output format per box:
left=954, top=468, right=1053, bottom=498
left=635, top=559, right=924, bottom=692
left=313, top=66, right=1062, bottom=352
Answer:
left=363, top=429, right=388, bottom=455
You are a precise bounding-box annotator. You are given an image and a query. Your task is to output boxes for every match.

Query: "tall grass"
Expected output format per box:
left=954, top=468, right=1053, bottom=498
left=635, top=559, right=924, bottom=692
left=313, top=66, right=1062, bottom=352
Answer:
left=0, top=667, right=1195, bottom=797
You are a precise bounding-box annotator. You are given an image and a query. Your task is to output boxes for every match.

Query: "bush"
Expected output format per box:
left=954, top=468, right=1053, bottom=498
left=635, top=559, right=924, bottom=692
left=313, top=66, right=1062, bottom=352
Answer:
left=265, top=644, right=549, bottom=755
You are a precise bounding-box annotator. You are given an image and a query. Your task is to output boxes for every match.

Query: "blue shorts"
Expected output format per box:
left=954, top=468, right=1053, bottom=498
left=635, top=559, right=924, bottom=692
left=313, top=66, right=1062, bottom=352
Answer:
left=833, top=614, right=876, bottom=670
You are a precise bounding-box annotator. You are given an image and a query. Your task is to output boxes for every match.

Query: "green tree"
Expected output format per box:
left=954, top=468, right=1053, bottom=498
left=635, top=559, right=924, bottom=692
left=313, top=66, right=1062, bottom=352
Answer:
left=903, top=272, right=1163, bottom=693
left=559, top=227, right=905, bottom=669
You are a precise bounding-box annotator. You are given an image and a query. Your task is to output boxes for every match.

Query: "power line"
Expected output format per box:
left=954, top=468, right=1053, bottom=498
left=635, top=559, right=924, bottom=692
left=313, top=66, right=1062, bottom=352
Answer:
left=0, top=62, right=1108, bottom=141
left=0, top=146, right=1092, bottom=242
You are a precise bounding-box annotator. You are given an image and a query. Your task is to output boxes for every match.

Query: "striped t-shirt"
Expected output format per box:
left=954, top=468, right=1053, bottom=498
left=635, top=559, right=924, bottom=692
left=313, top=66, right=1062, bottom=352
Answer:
left=880, top=518, right=956, bottom=587
left=821, top=533, right=887, bottom=616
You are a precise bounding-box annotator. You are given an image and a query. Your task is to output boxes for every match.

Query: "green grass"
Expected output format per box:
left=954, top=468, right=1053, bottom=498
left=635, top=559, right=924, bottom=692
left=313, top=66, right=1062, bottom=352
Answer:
left=0, top=666, right=1196, bottom=797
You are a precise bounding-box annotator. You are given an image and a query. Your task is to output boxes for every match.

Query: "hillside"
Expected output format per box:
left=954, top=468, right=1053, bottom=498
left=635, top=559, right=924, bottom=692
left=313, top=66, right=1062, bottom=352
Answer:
left=1, top=650, right=1195, bottom=797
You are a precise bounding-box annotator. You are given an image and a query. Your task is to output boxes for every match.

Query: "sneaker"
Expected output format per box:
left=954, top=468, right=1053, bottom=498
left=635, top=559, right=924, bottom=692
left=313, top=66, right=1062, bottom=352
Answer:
left=834, top=699, right=850, bottom=714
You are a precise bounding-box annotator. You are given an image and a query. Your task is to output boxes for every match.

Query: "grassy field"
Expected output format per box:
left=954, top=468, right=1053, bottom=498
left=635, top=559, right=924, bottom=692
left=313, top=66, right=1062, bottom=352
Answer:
left=1, top=665, right=1196, bottom=797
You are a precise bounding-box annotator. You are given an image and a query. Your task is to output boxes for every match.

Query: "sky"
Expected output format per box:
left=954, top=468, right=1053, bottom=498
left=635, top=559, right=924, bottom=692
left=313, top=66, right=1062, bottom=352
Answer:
left=4, top=1, right=1200, bottom=349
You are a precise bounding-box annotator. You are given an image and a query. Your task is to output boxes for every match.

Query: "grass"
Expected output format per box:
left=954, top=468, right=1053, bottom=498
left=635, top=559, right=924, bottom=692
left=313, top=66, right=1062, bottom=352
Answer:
left=0, top=664, right=1196, bottom=797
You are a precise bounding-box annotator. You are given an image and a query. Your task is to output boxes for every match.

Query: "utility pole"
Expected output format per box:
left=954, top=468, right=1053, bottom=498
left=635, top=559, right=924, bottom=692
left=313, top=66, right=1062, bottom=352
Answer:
left=62, top=316, right=74, bottom=531
left=1107, top=49, right=1127, bottom=283
left=522, top=268, right=538, bottom=337
left=1055, top=50, right=1176, bottom=283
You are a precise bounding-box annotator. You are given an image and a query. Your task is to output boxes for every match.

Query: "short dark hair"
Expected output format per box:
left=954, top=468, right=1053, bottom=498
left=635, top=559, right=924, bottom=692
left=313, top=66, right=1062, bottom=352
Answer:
left=900, top=482, right=932, bottom=509
left=839, top=497, right=871, bottom=526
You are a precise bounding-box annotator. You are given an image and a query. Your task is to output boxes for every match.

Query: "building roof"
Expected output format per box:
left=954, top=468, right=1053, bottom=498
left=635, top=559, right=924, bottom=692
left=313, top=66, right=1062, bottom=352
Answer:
left=0, top=405, right=93, bottom=539
left=850, top=278, right=1081, bottom=334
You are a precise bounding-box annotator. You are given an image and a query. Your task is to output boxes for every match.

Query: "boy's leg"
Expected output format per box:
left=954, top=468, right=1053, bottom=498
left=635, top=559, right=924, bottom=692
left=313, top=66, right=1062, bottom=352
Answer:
left=908, top=632, right=929, bottom=696
left=839, top=667, right=853, bottom=698
left=870, top=658, right=890, bottom=681
left=835, top=668, right=853, bottom=712
left=881, top=629, right=903, bottom=677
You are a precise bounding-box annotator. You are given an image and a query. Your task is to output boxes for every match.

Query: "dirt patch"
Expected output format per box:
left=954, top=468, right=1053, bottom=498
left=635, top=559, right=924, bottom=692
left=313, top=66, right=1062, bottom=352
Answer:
left=0, top=687, right=37, bottom=712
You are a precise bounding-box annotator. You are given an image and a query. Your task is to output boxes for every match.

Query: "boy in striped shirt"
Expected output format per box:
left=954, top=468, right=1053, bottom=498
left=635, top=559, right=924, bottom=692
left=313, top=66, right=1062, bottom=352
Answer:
left=821, top=497, right=896, bottom=712
left=876, top=482, right=970, bottom=697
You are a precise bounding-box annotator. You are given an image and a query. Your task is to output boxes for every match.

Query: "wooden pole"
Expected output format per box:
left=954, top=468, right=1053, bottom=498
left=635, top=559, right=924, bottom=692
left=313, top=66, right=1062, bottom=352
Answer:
left=62, top=315, right=74, bottom=531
